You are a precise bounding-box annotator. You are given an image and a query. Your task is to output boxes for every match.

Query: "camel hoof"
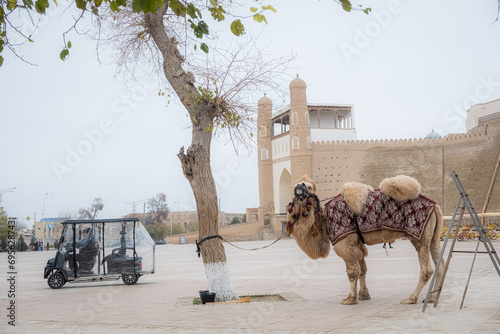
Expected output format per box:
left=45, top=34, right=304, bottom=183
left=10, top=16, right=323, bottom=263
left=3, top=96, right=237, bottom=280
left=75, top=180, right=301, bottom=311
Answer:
left=401, top=297, right=417, bottom=304
left=341, top=297, right=358, bottom=305
left=423, top=295, right=436, bottom=303
left=358, top=290, right=371, bottom=301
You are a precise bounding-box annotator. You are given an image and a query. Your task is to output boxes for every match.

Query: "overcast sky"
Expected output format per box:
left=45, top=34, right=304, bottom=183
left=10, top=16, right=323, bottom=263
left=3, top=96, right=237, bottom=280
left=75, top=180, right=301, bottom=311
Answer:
left=1, top=0, right=500, bottom=226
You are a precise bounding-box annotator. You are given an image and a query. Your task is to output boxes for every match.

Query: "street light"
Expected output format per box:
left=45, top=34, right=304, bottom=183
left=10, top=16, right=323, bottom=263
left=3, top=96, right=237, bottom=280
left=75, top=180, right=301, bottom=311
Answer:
left=42, top=192, right=54, bottom=220
left=124, top=199, right=146, bottom=224
left=0, top=187, right=16, bottom=204
left=170, top=201, right=179, bottom=236
left=42, top=192, right=54, bottom=251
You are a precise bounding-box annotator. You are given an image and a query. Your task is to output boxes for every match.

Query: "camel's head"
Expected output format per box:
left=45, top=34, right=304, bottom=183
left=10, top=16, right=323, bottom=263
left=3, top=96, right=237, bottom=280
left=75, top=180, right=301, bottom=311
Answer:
left=287, top=175, right=317, bottom=234
left=288, top=175, right=330, bottom=260
left=293, top=175, right=317, bottom=200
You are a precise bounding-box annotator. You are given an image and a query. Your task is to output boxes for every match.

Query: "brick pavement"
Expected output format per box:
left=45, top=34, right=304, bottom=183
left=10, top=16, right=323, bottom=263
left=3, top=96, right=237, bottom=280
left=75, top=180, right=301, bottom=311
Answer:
left=1, top=238, right=499, bottom=333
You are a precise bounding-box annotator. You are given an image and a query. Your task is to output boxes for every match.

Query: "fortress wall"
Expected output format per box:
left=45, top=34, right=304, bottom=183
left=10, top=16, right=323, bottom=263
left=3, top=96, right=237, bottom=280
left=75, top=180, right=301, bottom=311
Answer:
left=165, top=220, right=264, bottom=244
left=311, top=125, right=500, bottom=215
left=361, top=146, right=444, bottom=206
left=312, top=149, right=366, bottom=201
left=443, top=127, right=500, bottom=214
left=312, top=131, right=489, bottom=149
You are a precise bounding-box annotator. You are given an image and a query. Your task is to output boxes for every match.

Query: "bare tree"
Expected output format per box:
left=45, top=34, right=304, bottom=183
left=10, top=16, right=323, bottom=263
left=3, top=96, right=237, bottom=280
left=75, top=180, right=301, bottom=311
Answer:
left=78, top=197, right=104, bottom=220
left=147, top=193, right=170, bottom=225
left=58, top=210, right=76, bottom=219
left=2, top=0, right=293, bottom=301
left=90, top=3, right=294, bottom=302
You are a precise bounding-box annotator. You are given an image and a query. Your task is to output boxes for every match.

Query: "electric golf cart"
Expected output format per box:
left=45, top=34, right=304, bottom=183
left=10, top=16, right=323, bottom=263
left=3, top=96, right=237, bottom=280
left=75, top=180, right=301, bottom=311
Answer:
left=44, top=218, right=155, bottom=289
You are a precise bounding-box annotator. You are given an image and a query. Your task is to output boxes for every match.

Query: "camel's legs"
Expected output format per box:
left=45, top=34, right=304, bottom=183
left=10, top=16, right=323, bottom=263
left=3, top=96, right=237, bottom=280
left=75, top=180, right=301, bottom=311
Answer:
left=335, top=236, right=368, bottom=305
left=426, top=241, right=445, bottom=303
left=358, top=258, right=371, bottom=301
left=402, top=240, right=434, bottom=304
left=429, top=216, right=445, bottom=302
left=342, top=260, right=360, bottom=305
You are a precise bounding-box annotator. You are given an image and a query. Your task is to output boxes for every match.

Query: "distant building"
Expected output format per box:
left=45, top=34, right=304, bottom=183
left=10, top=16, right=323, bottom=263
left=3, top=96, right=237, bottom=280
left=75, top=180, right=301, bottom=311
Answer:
left=425, top=129, right=442, bottom=140
left=256, top=77, right=500, bottom=236
left=34, top=217, right=68, bottom=243
left=168, top=211, right=245, bottom=230
left=466, top=98, right=500, bottom=132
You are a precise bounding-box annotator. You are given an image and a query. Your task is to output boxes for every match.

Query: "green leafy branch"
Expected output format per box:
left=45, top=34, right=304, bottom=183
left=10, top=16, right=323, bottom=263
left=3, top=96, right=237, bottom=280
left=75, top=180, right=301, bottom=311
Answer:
left=0, top=0, right=280, bottom=66
left=3, top=0, right=370, bottom=68
left=335, top=0, right=371, bottom=15
left=0, top=0, right=53, bottom=66
left=249, top=4, right=276, bottom=25
left=194, top=85, right=241, bottom=132
left=228, top=3, right=276, bottom=36
left=60, top=40, right=71, bottom=61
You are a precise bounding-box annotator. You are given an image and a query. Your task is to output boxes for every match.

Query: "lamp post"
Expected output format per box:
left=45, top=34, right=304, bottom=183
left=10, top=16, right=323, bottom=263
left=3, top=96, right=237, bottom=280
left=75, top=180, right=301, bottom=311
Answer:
left=124, top=199, right=145, bottom=223
left=170, top=201, right=179, bottom=236
left=0, top=187, right=16, bottom=204
left=42, top=192, right=54, bottom=251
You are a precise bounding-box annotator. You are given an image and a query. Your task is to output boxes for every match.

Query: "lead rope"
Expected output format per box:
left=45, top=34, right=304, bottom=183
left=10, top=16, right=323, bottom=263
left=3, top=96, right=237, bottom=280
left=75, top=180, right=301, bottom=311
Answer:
left=196, top=234, right=283, bottom=257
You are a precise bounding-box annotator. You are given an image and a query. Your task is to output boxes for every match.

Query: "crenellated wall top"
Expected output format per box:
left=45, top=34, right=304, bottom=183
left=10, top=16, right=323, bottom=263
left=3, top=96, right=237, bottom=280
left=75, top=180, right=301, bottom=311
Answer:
left=312, top=131, right=490, bottom=150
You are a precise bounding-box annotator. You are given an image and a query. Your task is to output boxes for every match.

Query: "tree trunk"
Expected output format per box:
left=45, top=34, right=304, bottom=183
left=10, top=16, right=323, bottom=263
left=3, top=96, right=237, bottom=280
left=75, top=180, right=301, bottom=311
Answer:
left=177, top=145, right=238, bottom=301
left=145, top=5, right=238, bottom=301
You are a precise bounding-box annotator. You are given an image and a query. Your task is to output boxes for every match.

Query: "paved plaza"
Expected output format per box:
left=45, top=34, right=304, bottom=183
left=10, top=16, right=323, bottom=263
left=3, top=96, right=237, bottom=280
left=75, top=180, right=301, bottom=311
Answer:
left=1, top=238, right=499, bottom=333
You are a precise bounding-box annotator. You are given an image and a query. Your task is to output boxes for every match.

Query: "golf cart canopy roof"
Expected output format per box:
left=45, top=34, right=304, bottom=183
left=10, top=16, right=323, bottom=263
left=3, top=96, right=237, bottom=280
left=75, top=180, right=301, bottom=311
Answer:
left=61, top=218, right=140, bottom=225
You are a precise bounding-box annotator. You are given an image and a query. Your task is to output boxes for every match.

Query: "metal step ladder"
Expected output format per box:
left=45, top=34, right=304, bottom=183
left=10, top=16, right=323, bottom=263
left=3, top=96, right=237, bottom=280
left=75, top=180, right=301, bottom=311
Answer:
left=422, top=171, right=500, bottom=312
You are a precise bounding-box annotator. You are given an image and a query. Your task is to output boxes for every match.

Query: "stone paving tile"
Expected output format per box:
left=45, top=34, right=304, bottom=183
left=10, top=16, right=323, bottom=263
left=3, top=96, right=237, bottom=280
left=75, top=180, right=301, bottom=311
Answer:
left=1, top=239, right=500, bottom=333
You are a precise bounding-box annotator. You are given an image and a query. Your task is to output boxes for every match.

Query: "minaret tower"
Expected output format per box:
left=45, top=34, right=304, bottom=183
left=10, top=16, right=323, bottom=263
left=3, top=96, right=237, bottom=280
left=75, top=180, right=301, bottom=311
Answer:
left=257, top=94, right=275, bottom=212
left=289, top=76, right=312, bottom=182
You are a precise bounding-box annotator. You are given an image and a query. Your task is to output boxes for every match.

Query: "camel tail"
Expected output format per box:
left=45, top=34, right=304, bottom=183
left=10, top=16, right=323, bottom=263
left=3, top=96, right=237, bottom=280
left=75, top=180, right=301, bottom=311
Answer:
left=430, top=204, right=445, bottom=272
left=432, top=204, right=444, bottom=245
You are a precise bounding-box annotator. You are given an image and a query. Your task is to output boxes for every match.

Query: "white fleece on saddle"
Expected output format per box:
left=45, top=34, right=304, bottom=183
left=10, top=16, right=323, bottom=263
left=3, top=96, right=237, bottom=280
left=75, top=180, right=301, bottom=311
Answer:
left=379, top=175, right=421, bottom=203
left=341, top=182, right=374, bottom=216
left=341, top=175, right=422, bottom=215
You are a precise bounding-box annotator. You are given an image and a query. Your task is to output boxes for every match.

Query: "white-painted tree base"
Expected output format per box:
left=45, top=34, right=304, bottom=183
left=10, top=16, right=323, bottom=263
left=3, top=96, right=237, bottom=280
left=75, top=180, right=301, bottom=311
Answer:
left=204, top=261, right=238, bottom=302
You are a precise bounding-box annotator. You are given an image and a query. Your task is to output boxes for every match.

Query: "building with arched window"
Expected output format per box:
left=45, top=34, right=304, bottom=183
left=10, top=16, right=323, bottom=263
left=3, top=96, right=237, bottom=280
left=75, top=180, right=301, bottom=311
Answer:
left=257, top=76, right=356, bottom=235
left=256, top=77, right=500, bottom=237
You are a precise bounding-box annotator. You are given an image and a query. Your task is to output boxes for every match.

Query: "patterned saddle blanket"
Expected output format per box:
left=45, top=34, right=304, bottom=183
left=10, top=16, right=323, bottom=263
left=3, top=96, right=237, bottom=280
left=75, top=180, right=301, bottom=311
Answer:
left=325, top=190, right=436, bottom=245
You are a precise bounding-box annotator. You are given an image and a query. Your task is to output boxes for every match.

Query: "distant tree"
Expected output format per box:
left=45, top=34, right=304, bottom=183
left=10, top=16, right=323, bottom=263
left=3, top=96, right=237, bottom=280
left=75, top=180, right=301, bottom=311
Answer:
left=0, top=207, right=7, bottom=250
left=78, top=198, right=104, bottom=219
left=145, top=224, right=160, bottom=242
left=12, top=220, right=28, bottom=231
left=54, top=239, right=60, bottom=249
left=58, top=211, right=76, bottom=219
left=230, top=217, right=240, bottom=225
left=30, top=236, right=36, bottom=245
left=147, top=193, right=170, bottom=225
left=242, top=214, right=247, bottom=223
left=187, top=221, right=199, bottom=232
left=156, top=223, right=169, bottom=240
left=171, top=224, right=185, bottom=235
left=145, top=223, right=170, bottom=242
left=18, top=235, right=28, bottom=251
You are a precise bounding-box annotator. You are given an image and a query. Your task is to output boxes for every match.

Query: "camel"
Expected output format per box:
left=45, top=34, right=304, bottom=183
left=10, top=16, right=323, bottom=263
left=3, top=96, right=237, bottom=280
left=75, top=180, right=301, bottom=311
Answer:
left=286, top=175, right=444, bottom=305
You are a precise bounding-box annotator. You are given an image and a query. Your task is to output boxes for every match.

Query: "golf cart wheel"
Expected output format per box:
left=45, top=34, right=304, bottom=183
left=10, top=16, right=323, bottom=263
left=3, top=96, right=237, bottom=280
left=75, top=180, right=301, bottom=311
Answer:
left=122, top=273, right=139, bottom=285
left=47, top=272, right=66, bottom=289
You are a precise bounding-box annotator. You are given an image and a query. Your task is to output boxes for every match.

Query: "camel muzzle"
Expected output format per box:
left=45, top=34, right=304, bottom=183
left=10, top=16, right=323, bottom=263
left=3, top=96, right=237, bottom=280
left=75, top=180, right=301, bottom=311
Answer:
left=294, top=183, right=309, bottom=200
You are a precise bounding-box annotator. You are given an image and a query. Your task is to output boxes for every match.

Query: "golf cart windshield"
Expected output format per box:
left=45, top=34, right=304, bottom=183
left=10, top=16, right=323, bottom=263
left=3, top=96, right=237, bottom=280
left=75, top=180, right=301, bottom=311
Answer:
left=56, top=218, right=155, bottom=277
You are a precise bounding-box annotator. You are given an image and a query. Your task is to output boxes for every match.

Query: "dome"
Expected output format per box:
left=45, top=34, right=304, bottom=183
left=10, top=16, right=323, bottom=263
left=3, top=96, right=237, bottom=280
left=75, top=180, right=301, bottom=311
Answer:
left=425, top=129, right=442, bottom=139
left=289, top=75, right=306, bottom=89
left=258, top=94, right=272, bottom=106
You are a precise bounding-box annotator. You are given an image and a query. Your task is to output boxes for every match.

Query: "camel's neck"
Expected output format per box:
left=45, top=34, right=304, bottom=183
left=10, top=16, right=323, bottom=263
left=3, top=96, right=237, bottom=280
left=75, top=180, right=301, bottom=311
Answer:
left=292, top=209, right=331, bottom=260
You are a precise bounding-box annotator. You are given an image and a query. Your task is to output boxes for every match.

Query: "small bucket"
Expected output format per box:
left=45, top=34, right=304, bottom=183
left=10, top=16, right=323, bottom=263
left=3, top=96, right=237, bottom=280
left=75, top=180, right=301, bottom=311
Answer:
left=199, top=290, right=216, bottom=304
